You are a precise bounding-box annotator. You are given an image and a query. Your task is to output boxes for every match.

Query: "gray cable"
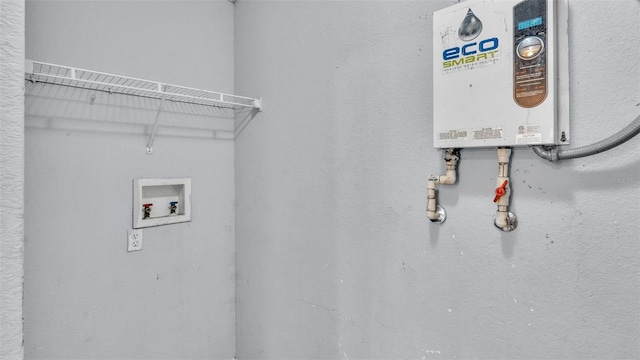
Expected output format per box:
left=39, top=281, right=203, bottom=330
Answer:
left=531, top=114, right=640, bottom=162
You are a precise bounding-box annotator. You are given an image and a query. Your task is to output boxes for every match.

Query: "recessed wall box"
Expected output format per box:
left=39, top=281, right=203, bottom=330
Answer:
left=433, top=0, right=570, bottom=148
left=133, top=178, right=191, bottom=228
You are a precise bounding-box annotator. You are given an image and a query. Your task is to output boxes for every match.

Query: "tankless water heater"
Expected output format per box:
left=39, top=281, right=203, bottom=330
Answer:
left=433, top=0, right=570, bottom=148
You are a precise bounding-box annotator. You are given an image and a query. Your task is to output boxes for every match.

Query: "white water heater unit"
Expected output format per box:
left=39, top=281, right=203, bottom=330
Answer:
left=433, top=0, right=570, bottom=148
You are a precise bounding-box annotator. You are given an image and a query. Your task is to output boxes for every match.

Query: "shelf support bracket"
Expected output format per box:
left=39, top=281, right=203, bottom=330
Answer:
left=146, top=84, right=165, bottom=155
left=254, top=97, right=263, bottom=111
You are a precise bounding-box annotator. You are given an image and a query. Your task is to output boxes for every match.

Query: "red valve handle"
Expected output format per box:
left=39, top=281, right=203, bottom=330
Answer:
left=142, top=203, right=153, bottom=208
left=493, top=180, right=509, bottom=202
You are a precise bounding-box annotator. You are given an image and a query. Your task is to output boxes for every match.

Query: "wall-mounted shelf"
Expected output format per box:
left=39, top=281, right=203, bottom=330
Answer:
left=24, top=59, right=262, bottom=153
left=25, top=60, right=262, bottom=110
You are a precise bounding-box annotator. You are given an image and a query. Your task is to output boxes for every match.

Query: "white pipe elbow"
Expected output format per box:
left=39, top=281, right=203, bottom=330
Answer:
left=427, top=208, right=440, bottom=220
left=438, top=169, right=457, bottom=185
left=494, top=208, right=517, bottom=231
left=495, top=208, right=509, bottom=229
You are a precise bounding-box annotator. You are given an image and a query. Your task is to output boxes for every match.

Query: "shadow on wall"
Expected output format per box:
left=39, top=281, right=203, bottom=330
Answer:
left=25, top=81, right=240, bottom=141
left=234, top=106, right=261, bottom=138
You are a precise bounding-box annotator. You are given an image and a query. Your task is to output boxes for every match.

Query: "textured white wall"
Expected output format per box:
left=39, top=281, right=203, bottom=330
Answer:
left=24, top=1, right=236, bottom=359
left=0, top=1, right=25, bottom=359
left=234, top=1, right=639, bottom=359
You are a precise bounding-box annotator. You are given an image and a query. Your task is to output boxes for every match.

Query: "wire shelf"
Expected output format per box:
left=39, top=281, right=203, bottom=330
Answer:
left=25, top=59, right=262, bottom=153
left=25, top=59, right=262, bottom=110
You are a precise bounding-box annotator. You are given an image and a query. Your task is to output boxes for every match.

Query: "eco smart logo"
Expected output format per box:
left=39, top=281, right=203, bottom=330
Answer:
left=442, top=8, right=500, bottom=71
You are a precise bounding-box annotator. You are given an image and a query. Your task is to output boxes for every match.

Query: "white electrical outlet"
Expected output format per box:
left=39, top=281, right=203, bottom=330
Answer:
left=127, top=229, right=143, bottom=252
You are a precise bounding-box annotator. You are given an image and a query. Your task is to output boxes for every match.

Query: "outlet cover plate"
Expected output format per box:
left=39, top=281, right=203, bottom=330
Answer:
left=128, top=229, right=143, bottom=252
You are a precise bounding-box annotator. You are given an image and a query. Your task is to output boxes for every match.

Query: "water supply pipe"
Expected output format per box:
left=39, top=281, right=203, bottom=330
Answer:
left=427, top=148, right=460, bottom=223
left=493, top=148, right=517, bottom=232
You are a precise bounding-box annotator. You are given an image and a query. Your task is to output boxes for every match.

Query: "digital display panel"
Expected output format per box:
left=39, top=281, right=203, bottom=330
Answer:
left=518, top=16, right=542, bottom=30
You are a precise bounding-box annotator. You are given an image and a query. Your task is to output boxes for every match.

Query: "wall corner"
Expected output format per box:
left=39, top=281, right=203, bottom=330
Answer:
left=0, top=0, right=26, bottom=359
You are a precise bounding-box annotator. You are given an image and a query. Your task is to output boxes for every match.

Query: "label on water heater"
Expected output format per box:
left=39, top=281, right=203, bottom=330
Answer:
left=513, top=0, right=548, bottom=107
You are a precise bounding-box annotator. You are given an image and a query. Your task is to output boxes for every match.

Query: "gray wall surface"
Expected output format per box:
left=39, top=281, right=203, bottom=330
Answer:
left=14, top=0, right=640, bottom=359
left=0, top=0, right=25, bottom=359
left=234, top=1, right=640, bottom=359
left=24, top=1, right=236, bottom=359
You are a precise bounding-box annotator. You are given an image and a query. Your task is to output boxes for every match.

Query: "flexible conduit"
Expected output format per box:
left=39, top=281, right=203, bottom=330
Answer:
left=532, top=114, right=640, bottom=162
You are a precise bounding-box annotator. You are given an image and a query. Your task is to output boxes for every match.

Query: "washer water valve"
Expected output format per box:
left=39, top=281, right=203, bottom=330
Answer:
left=169, top=201, right=178, bottom=215
left=494, top=148, right=517, bottom=232
left=142, top=203, right=153, bottom=219
left=493, top=180, right=509, bottom=203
